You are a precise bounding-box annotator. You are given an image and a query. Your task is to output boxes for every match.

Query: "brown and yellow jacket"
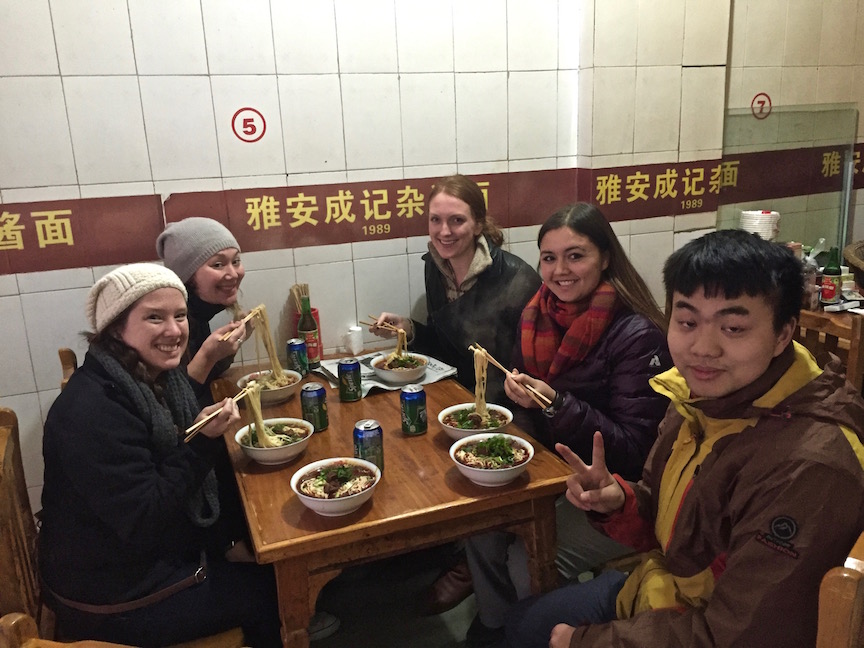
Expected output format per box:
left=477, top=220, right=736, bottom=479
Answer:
left=572, top=342, right=864, bottom=648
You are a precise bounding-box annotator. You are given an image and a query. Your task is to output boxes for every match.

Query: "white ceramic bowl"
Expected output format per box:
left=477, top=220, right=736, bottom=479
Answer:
left=290, top=457, right=381, bottom=517
left=449, top=432, right=534, bottom=487
left=437, top=402, right=513, bottom=441
left=234, top=417, right=313, bottom=466
left=236, top=369, right=302, bottom=405
left=370, top=353, right=429, bottom=384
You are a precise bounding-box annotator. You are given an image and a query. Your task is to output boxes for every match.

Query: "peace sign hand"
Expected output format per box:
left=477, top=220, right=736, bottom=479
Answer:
left=555, top=431, right=625, bottom=514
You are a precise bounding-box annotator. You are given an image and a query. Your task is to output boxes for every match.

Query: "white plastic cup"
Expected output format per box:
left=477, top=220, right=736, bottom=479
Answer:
left=346, top=326, right=364, bottom=356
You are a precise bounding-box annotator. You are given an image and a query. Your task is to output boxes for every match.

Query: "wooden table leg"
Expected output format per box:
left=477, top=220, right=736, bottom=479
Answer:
left=273, top=561, right=342, bottom=648
left=274, top=560, right=312, bottom=648
left=514, top=495, right=559, bottom=594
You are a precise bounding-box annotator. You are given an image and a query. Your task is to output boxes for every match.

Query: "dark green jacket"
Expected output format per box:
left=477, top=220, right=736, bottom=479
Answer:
left=412, top=240, right=541, bottom=404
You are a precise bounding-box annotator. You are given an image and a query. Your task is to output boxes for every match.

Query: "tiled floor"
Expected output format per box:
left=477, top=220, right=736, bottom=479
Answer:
left=313, top=547, right=477, bottom=648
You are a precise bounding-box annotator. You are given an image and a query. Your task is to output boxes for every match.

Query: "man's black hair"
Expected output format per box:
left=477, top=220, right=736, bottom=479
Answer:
left=663, top=229, right=803, bottom=332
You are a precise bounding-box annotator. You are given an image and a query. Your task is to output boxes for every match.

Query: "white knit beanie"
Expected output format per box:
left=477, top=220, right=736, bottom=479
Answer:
left=87, top=263, right=188, bottom=333
left=155, top=217, right=240, bottom=283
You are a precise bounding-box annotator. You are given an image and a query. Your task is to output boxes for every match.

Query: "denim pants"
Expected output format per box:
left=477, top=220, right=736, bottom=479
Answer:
left=465, top=495, right=632, bottom=629
left=504, top=570, right=627, bottom=648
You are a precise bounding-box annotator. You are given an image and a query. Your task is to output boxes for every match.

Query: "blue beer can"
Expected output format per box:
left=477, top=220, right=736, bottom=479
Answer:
left=286, top=338, right=309, bottom=376
left=353, top=419, right=384, bottom=471
left=338, top=358, right=362, bottom=402
left=300, top=382, right=328, bottom=432
left=400, top=384, right=427, bottom=436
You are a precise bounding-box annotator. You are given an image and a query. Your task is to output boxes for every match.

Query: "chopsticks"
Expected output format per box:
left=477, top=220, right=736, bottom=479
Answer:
left=360, top=317, right=401, bottom=334
left=468, top=343, right=553, bottom=409
left=290, top=283, right=309, bottom=313
left=183, top=385, right=253, bottom=443
left=218, top=305, right=262, bottom=341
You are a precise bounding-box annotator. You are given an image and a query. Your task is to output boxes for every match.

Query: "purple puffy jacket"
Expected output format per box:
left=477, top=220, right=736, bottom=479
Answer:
left=510, top=309, right=672, bottom=482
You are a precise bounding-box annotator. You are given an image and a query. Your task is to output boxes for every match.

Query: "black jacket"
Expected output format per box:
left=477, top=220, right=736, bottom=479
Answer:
left=411, top=241, right=541, bottom=404
left=39, top=353, right=223, bottom=604
left=186, top=292, right=234, bottom=407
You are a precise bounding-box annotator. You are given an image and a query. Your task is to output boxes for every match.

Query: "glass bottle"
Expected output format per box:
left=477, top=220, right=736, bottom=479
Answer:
left=298, top=295, right=321, bottom=368
left=821, top=246, right=842, bottom=305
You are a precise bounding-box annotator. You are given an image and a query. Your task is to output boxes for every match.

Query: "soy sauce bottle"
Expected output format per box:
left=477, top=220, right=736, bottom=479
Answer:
left=821, top=246, right=842, bottom=306
left=298, top=295, right=321, bottom=368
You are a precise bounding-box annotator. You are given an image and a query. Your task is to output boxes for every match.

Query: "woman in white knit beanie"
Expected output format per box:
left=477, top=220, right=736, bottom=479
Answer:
left=156, top=217, right=249, bottom=406
left=39, top=263, right=282, bottom=647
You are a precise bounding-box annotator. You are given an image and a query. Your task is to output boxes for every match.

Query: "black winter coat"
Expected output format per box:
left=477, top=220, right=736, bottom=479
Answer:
left=39, top=353, right=223, bottom=604
left=512, top=309, right=671, bottom=481
left=186, top=292, right=234, bottom=407
left=411, top=241, right=541, bottom=404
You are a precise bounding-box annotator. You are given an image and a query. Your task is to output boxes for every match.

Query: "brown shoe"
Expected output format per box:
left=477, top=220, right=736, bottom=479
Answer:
left=421, top=558, right=474, bottom=615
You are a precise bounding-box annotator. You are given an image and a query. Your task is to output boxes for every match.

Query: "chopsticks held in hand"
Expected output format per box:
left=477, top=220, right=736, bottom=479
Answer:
left=183, top=386, right=252, bottom=443
left=468, top=343, right=553, bottom=409
left=360, top=317, right=401, bottom=334
left=219, top=305, right=263, bottom=342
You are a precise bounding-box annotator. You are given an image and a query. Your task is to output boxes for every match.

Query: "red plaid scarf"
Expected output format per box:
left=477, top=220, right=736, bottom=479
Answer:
left=520, top=281, right=619, bottom=381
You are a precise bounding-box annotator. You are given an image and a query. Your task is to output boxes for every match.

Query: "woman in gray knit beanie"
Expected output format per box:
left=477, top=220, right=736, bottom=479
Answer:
left=156, top=217, right=249, bottom=406
left=39, top=264, right=283, bottom=647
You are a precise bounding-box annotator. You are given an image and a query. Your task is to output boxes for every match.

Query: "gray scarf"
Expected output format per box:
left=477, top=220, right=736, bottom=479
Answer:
left=89, top=346, right=220, bottom=527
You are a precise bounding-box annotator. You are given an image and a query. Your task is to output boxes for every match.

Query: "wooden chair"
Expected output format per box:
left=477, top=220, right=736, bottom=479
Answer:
left=816, top=530, right=864, bottom=648
left=0, top=612, right=128, bottom=648
left=0, top=408, right=243, bottom=648
left=209, top=378, right=238, bottom=403
left=57, top=350, right=77, bottom=392
left=796, top=310, right=864, bottom=392
left=0, top=409, right=43, bottom=633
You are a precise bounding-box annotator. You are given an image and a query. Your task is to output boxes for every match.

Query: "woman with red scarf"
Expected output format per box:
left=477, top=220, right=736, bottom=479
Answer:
left=462, top=204, right=672, bottom=648
left=505, top=203, right=670, bottom=480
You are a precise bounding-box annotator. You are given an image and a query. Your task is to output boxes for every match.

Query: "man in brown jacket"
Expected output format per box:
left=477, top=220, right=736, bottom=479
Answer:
left=506, top=230, right=864, bottom=648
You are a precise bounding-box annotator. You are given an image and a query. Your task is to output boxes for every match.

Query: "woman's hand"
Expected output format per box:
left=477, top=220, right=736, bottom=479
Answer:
left=504, top=370, right=556, bottom=409
left=238, top=309, right=256, bottom=341
left=187, top=321, right=245, bottom=383
left=369, top=312, right=411, bottom=339
left=549, top=623, right=576, bottom=648
left=556, top=432, right=625, bottom=514
left=192, top=397, right=240, bottom=439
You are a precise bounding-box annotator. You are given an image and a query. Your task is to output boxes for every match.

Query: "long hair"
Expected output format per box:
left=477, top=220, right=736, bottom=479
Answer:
left=538, top=203, right=666, bottom=331
left=429, top=174, right=504, bottom=247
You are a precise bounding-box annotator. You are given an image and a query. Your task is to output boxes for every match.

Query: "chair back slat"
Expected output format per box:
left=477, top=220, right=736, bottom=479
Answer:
left=0, top=409, right=39, bottom=619
left=796, top=311, right=864, bottom=391
left=817, top=530, right=864, bottom=648
left=58, top=349, right=78, bottom=392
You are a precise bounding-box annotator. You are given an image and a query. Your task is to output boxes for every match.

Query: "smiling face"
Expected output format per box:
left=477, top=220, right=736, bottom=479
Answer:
left=538, top=227, right=609, bottom=303
left=191, top=248, right=244, bottom=306
left=119, top=288, right=189, bottom=378
left=428, top=192, right=483, bottom=269
left=667, top=288, right=795, bottom=398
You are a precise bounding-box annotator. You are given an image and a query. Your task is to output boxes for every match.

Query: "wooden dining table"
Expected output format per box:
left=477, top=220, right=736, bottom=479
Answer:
left=221, top=365, right=572, bottom=648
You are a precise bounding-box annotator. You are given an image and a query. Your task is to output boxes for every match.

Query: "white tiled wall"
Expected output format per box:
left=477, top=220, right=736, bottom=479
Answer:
left=2, top=0, right=863, bottom=510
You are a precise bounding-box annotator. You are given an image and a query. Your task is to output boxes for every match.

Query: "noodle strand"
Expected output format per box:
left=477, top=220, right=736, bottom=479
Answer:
left=473, top=347, right=489, bottom=421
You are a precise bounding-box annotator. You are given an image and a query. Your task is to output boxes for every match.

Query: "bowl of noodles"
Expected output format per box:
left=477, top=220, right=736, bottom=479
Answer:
left=449, top=433, right=533, bottom=487
left=370, top=353, right=429, bottom=384
left=234, top=417, right=314, bottom=465
left=290, top=457, right=381, bottom=516
left=438, top=402, right=512, bottom=440
left=237, top=369, right=302, bottom=405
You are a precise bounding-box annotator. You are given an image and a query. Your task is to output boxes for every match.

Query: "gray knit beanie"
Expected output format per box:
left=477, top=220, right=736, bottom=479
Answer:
left=87, top=263, right=188, bottom=333
left=156, top=217, right=240, bottom=283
